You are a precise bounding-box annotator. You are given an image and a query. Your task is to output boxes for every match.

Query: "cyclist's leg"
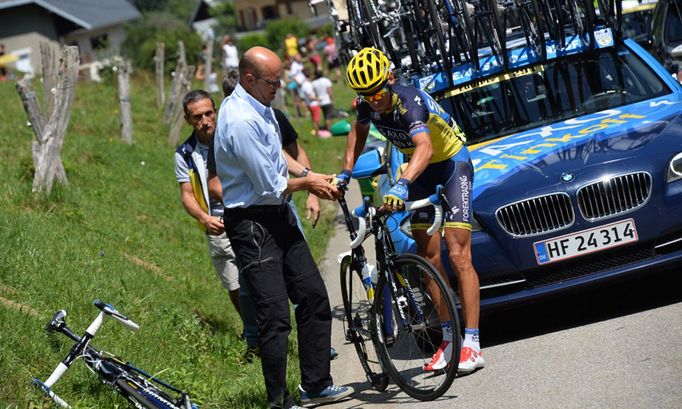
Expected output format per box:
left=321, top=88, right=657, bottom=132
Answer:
left=440, top=150, right=479, bottom=329
left=440, top=149, right=484, bottom=372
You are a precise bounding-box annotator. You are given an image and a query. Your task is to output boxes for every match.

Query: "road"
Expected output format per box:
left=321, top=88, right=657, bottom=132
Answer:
left=318, top=182, right=682, bottom=409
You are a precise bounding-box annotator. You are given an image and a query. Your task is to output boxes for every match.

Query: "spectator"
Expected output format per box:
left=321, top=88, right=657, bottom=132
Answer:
left=221, top=35, right=239, bottom=69
left=322, top=37, right=341, bottom=78
left=213, top=46, right=353, bottom=408
left=174, top=90, right=245, bottom=349
left=311, top=69, right=335, bottom=131
left=284, top=33, right=299, bottom=59
left=0, top=44, right=7, bottom=81
left=298, top=68, right=327, bottom=138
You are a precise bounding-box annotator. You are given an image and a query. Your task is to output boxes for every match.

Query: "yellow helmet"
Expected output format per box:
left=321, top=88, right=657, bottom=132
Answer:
left=346, top=47, right=390, bottom=94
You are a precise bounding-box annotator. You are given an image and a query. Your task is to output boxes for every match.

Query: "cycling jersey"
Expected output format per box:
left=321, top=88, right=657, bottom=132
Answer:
left=356, top=84, right=466, bottom=163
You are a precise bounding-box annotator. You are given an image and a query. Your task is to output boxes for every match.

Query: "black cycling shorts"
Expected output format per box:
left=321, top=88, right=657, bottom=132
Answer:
left=409, top=147, right=473, bottom=231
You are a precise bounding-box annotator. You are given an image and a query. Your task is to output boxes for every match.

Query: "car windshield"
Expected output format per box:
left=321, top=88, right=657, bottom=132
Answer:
left=444, top=46, right=670, bottom=144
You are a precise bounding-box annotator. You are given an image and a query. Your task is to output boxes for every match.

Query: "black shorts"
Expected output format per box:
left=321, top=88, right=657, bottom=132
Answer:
left=409, top=147, right=473, bottom=231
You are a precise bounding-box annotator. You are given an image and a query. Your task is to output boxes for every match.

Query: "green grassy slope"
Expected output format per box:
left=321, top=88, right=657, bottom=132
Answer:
left=0, top=70, right=354, bottom=408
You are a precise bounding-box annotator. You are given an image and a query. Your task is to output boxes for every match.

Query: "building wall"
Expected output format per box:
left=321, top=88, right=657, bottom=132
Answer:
left=234, top=0, right=324, bottom=31
left=63, top=25, right=127, bottom=64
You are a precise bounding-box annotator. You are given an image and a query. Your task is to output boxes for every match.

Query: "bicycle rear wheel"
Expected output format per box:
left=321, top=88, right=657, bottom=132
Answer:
left=340, top=255, right=389, bottom=391
left=373, top=254, right=460, bottom=401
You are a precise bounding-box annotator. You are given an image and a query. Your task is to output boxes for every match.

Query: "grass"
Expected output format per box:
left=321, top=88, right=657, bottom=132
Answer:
left=0, top=67, right=356, bottom=408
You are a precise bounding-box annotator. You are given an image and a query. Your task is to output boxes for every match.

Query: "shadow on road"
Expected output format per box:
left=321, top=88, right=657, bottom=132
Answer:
left=481, top=267, right=682, bottom=348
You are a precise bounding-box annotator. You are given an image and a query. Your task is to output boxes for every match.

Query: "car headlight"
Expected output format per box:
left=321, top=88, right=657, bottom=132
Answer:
left=667, top=152, right=682, bottom=183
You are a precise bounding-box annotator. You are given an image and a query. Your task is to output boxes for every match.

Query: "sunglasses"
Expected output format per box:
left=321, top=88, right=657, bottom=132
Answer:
left=358, top=86, right=390, bottom=103
left=255, top=75, right=282, bottom=89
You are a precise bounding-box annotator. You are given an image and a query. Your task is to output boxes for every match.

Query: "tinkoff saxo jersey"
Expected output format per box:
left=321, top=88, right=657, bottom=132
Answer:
left=356, top=84, right=466, bottom=163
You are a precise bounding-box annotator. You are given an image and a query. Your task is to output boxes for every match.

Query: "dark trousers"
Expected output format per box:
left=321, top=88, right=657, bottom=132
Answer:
left=224, top=204, right=333, bottom=409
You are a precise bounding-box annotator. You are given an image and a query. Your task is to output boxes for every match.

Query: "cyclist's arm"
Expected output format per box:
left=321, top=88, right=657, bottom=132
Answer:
left=342, top=120, right=370, bottom=171
left=400, top=131, right=433, bottom=183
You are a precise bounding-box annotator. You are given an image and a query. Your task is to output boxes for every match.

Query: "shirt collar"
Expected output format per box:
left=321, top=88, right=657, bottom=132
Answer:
left=233, top=83, right=273, bottom=118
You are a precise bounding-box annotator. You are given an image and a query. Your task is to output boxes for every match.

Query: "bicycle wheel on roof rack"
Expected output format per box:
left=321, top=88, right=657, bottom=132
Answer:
left=412, top=0, right=449, bottom=75
left=470, top=0, right=507, bottom=70
left=362, top=0, right=401, bottom=67
left=564, top=0, right=586, bottom=40
left=596, top=0, right=623, bottom=35
left=515, top=0, right=547, bottom=61
left=582, top=0, right=598, bottom=48
left=535, top=0, right=563, bottom=48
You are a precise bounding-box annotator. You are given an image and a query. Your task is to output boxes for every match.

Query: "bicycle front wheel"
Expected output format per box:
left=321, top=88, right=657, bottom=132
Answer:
left=340, top=255, right=389, bottom=391
left=373, top=254, right=460, bottom=401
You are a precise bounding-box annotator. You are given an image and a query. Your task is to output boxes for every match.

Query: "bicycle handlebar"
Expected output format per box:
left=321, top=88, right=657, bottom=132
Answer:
left=33, top=377, right=71, bottom=408
left=94, top=300, right=140, bottom=332
left=350, top=185, right=444, bottom=249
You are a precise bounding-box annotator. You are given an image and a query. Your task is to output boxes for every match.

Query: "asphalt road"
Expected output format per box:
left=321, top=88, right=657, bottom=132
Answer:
left=318, top=183, right=682, bottom=409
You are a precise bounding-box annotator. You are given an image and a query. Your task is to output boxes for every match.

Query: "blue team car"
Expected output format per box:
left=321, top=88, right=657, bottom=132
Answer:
left=351, top=26, right=682, bottom=309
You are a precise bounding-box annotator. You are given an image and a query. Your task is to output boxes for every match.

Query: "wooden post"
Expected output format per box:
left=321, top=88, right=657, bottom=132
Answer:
left=117, top=59, right=133, bottom=144
left=163, top=41, right=187, bottom=124
left=40, top=42, right=57, bottom=115
left=15, top=78, right=67, bottom=184
left=167, top=64, right=195, bottom=146
left=29, top=45, right=79, bottom=194
left=203, top=40, right=213, bottom=92
left=154, top=42, right=165, bottom=108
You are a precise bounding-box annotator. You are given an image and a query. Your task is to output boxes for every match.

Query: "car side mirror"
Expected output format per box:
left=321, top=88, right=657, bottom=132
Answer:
left=352, top=149, right=387, bottom=179
left=672, top=44, right=682, bottom=59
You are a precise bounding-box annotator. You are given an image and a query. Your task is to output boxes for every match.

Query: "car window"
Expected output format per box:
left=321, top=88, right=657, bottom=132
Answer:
left=665, top=3, right=682, bottom=43
left=623, top=10, right=653, bottom=41
left=446, top=46, right=671, bottom=144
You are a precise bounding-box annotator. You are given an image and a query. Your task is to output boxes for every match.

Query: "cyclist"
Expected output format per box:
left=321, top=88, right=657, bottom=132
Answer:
left=335, top=47, right=484, bottom=374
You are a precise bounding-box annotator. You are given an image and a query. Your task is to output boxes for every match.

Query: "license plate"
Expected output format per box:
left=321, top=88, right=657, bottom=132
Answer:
left=533, top=219, right=638, bottom=265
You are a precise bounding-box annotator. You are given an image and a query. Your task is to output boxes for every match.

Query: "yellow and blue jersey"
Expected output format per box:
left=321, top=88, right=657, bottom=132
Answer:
left=356, top=84, right=466, bottom=163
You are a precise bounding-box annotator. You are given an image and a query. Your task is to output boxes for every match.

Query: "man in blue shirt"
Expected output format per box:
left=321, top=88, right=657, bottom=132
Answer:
left=214, top=46, right=353, bottom=409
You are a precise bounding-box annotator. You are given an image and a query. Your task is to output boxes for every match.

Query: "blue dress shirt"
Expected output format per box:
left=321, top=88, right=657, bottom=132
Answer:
left=214, top=83, right=289, bottom=208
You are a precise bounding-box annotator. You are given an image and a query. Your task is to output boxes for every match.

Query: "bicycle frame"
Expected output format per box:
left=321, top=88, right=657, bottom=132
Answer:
left=33, top=300, right=197, bottom=409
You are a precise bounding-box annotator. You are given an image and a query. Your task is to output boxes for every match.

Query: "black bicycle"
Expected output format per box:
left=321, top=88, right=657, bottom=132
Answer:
left=33, top=300, right=198, bottom=408
left=338, top=186, right=460, bottom=401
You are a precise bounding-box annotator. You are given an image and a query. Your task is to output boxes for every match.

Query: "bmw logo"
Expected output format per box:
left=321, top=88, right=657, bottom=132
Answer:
left=561, top=173, right=575, bottom=182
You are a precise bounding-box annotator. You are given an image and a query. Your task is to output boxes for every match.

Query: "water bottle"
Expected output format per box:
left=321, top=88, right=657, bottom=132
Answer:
left=361, top=263, right=376, bottom=303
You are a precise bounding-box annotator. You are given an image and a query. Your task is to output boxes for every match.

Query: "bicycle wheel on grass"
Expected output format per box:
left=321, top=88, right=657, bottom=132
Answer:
left=373, top=254, right=460, bottom=401
left=340, top=255, right=390, bottom=391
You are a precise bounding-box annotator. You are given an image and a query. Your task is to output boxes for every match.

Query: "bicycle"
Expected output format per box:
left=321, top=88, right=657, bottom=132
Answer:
left=338, top=186, right=461, bottom=401
left=33, top=300, right=198, bottom=408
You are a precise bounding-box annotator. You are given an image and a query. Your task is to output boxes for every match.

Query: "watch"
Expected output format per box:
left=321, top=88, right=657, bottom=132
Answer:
left=300, top=167, right=310, bottom=178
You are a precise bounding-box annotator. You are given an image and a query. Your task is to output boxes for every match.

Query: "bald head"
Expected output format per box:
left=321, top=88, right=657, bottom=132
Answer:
left=239, top=46, right=283, bottom=106
left=239, top=46, right=282, bottom=80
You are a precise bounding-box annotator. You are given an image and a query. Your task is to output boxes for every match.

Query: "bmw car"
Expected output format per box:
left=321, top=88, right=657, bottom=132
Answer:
left=350, top=27, right=682, bottom=309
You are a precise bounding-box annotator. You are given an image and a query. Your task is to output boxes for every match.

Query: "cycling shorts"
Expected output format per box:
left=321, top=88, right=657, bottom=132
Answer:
left=409, top=147, right=473, bottom=231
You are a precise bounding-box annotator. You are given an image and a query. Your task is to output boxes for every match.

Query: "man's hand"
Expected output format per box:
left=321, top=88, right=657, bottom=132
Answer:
left=332, top=169, right=352, bottom=189
left=307, top=172, right=341, bottom=200
left=203, top=215, right=225, bottom=235
left=306, top=194, right=321, bottom=228
left=382, top=178, right=410, bottom=211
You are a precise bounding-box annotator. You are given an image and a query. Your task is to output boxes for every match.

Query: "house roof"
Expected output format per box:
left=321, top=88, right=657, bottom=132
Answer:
left=0, top=0, right=141, bottom=30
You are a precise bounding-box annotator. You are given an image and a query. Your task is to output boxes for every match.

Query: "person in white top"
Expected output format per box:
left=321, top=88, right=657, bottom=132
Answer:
left=299, top=67, right=327, bottom=138
left=311, top=69, right=335, bottom=131
left=221, top=35, right=239, bottom=69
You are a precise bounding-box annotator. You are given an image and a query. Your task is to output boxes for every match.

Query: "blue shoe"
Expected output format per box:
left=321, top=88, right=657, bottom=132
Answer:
left=330, top=347, right=339, bottom=360
left=298, top=384, right=354, bottom=406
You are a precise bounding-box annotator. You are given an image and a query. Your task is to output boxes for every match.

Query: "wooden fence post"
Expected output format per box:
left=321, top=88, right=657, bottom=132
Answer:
left=203, top=40, right=213, bottom=92
left=163, top=41, right=187, bottom=124
left=117, top=59, right=133, bottom=144
left=40, top=42, right=57, bottom=115
left=28, top=45, right=79, bottom=194
left=167, top=64, right=196, bottom=146
left=154, top=42, right=165, bottom=108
